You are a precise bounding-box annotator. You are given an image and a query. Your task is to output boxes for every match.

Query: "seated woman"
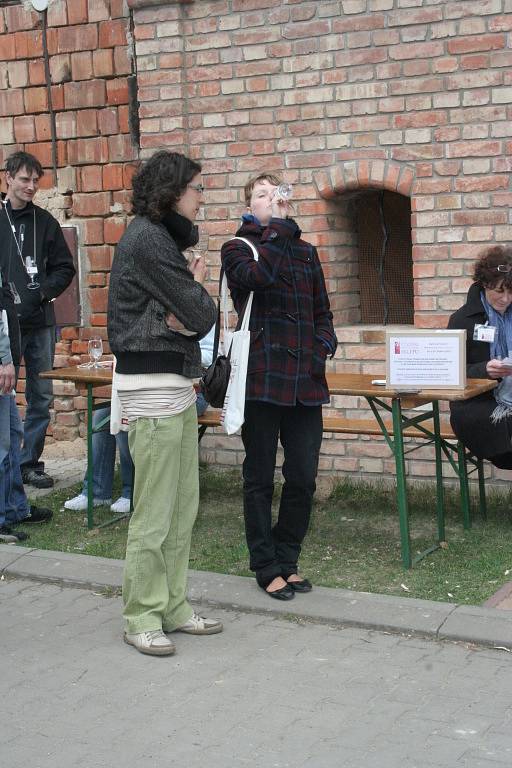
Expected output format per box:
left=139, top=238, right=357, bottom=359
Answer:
left=448, top=245, right=512, bottom=469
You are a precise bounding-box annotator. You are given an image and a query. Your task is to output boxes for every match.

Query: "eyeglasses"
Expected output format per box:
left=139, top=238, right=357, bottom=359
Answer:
left=188, top=183, right=204, bottom=194
left=495, top=265, right=512, bottom=273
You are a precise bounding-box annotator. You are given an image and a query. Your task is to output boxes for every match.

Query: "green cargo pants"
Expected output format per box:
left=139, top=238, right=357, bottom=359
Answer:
left=123, top=404, right=198, bottom=634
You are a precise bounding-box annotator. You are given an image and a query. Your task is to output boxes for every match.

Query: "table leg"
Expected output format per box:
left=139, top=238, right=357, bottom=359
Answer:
left=391, top=397, right=411, bottom=569
left=456, top=441, right=471, bottom=530
left=86, top=383, right=94, bottom=530
left=432, top=401, right=446, bottom=541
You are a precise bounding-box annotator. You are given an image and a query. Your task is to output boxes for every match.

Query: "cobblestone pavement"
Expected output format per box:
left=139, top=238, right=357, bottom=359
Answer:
left=2, top=577, right=512, bottom=768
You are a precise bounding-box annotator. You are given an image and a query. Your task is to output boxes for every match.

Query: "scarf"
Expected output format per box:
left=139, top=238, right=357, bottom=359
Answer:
left=480, top=290, right=512, bottom=422
left=160, top=209, right=199, bottom=251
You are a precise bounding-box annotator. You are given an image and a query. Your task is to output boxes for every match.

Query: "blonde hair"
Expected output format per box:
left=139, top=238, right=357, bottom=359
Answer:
left=244, top=173, right=282, bottom=207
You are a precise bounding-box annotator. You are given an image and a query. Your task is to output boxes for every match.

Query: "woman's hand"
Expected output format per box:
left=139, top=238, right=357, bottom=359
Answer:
left=271, top=193, right=290, bottom=220
left=189, top=253, right=206, bottom=285
left=486, top=358, right=512, bottom=379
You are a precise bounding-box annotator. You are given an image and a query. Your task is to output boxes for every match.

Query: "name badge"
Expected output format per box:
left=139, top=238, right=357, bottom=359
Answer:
left=474, top=324, right=495, bottom=343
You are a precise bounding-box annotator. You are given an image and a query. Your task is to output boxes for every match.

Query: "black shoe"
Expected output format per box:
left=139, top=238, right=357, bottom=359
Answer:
left=22, top=506, right=53, bottom=524
left=22, top=469, right=54, bottom=489
left=0, top=525, right=29, bottom=542
left=287, top=578, right=313, bottom=593
left=260, top=583, right=295, bottom=601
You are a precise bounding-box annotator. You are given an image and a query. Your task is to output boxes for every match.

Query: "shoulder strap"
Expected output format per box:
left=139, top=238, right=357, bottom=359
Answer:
left=230, top=236, right=259, bottom=262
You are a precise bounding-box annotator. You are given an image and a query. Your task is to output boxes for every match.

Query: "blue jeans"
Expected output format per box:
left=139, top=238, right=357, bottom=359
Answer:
left=0, top=395, right=30, bottom=527
left=81, top=407, right=134, bottom=500
left=19, top=325, right=56, bottom=472
left=80, top=395, right=208, bottom=500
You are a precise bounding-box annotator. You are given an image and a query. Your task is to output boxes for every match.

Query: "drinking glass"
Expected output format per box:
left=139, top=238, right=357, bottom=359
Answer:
left=88, top=338, right=103, bottom=369
left=275, top=183, right=292, bottom=201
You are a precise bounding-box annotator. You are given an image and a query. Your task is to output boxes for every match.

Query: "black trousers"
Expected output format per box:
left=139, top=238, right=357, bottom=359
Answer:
left=241, top=401, right=323, bottom=588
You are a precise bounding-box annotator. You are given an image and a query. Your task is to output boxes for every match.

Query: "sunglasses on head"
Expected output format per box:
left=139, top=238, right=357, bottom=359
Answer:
left=495, top=264, right=512, bottom=272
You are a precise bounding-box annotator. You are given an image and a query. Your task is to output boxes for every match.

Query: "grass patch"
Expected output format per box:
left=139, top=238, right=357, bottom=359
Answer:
left=16, top=468, right=512, bottom=606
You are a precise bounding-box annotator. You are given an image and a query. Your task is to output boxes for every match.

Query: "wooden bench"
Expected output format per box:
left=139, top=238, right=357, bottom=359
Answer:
left=197, top=410, right=486, bottom=528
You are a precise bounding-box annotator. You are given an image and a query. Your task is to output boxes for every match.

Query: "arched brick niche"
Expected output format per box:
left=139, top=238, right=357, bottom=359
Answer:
left=314, top=159, right=416, bottom=200
left=313, top=160, right=417, bottom=329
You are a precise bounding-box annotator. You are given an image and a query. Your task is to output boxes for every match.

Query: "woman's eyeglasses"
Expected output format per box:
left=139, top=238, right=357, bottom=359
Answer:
left=495, top=264, right=512, bottom=272
left=188, top=183, right=204, bottom=194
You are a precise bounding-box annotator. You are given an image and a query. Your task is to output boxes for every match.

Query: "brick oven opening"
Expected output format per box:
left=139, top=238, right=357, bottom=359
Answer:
left=354, top=190, right=414, bottom=325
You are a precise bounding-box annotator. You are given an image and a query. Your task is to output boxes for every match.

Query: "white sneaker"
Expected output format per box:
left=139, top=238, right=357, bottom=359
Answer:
left=110, top=497, right=131, bottom=515
left=173, top=612, right=223, bottom=635
left=64, top=494, right=112, bottom=511
left=124, top=629, right=176, bottom=656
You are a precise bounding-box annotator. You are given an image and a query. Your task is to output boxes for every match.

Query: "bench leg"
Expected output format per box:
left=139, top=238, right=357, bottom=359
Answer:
left=86, top=384, right=94, bottom=531
left=477, top=457, right=487, bottom=520
left=432, top=401, right=446, bottom=542
left=457, top=441, right=471, bottom=530
left=391, top=398, right=411, bottom=569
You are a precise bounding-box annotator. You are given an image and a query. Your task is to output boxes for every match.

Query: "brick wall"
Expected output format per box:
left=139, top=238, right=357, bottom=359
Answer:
left=2, top=0, right=512, bottom=487
left=0, top=0, right=134, bottom=440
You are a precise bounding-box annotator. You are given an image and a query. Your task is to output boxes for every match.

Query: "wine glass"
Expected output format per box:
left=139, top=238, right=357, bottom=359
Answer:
left=88, top=338, right=103, bottom=369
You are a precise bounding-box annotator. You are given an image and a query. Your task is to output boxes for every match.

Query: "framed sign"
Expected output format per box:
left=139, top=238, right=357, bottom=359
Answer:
left=385, top=329, right=466, bottom=390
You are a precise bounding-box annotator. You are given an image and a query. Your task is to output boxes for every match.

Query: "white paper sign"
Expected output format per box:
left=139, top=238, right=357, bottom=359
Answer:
left=386, top=329, right=466, bottom=390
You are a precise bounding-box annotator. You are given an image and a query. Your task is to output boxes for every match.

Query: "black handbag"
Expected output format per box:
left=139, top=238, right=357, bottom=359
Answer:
left=200, top=268, right=231, bottom=407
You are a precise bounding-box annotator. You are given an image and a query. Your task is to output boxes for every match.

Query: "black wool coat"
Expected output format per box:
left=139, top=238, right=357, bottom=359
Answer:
left=447, top=282, right=512, bottom=461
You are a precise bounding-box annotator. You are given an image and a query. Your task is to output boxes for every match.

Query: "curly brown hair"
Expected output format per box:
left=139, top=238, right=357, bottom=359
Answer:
left=131, top=151, right=202, bottom=223
left=473, top=245, right=512, bottom=289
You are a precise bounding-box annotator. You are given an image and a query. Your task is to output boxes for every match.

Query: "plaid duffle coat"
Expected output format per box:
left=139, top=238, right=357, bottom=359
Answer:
left=221, top=217, right=337, bottom=407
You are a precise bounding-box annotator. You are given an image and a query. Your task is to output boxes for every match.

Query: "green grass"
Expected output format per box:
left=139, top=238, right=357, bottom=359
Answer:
left=16, top=467, right=512, bottom=606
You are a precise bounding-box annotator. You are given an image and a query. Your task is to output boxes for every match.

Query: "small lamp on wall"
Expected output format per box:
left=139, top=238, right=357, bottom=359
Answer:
left=30, top=0, right=49, bottom=10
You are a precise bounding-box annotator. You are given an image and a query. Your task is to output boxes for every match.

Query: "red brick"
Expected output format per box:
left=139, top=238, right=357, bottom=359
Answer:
left=104, top=216, right=127, bottom=244
left=333, top=14, right=385, bottom=33
left=88, top=287, right=109, bottom=312
left=118, top=106, right=130, bottom=134
left=93, top=48, right=114, bottom=77
left=64, top=80, right=106, bottom=109
left=113, top=46, right=132, bottom=76
left=67, top=137, right=109, bottom=165
left=71, top=51, right=93, bottom=81
left=448, top=34, right=506, bottom=55
left=0, top=90, right=25, bottom=117
left=76, top=109, right=98, bottom=138
left=50, top=54, right=72, bottom=84
left=99, top=19, right=128, bottom=48
left=454, top=175, right=509, bottom=192
left=106, top=78, right=129, bottom=105
left=73, top=192, right=112, bottom=217
left=13, top=115, right=35, bottom=143
left=87, top=245, right=113, bottom=271
left=67, top=0, right=88, bottom=25
left=28, top=59, right=45, bottom=86
left=102, top=164, right=124, bottom=190
left=79, top=166, right=103, bottom=192
left=107, top=134, right=138, bottom=161
left=0, top=33, right=16, bottom=61
left=96, top=107, right=118, bottom=136
left=453, top=210, right=507, bottom=225
left=15, top=31, right=43, bottom=59
left=24, top=87, right=48, bottom=114
left=47, top=0, right=68, bottom=27
left=123, top=163, right=137, bottom=189
left=58, top=24, right=98, bottom=53
left=81, top=218, right=104, bottom=245
left=34, top=114, right=52, bottom=142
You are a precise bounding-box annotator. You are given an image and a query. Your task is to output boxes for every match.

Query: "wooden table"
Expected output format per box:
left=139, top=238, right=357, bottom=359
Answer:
left=41, top=367, right=496, bottom=566
left=40, top=366, right=116, bottom=530
left=326, top=373, right=497, bottom=567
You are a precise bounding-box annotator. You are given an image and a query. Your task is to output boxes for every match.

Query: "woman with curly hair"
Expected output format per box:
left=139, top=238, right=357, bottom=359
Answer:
left=108, top=151, right=221, bottom=656
left=448, top=245, right=512, bottom=469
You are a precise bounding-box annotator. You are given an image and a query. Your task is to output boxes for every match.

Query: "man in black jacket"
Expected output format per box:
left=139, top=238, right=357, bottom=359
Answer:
left=0, top=152, right=75, bottom=488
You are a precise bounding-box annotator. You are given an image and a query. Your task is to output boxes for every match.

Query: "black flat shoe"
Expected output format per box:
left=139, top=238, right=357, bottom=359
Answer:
left=287, top=578, right=312, bottom=593
left=260, top=584, right=295, bottom=601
